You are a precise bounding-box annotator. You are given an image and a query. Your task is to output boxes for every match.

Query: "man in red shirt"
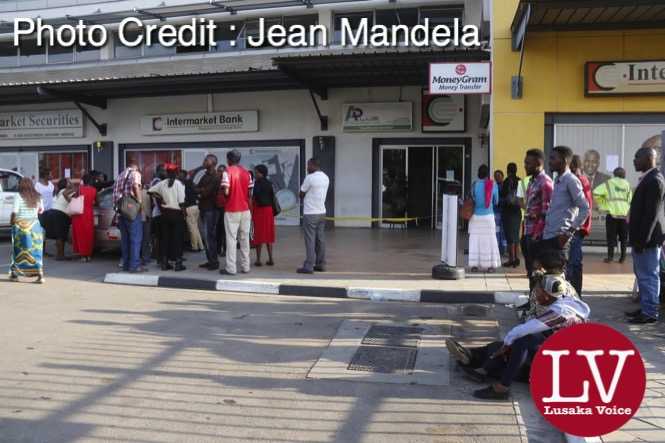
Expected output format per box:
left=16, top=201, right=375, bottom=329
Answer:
left=220, top=150, right=254, bottom=275
left=566, top=154, right=593, bottom=296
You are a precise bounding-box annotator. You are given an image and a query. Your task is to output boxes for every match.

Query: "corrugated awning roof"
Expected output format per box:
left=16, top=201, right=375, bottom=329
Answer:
left=0, top=48, right=489, bottom=106
left=274, top=47, right=489, bottom=92
left=512, top=0, right=665, bottom=49
left=0, top=0, right=363, bottom=34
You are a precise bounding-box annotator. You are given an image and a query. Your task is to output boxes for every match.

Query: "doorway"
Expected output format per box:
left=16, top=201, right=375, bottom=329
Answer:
left=378, top=143, right=465, bottom=229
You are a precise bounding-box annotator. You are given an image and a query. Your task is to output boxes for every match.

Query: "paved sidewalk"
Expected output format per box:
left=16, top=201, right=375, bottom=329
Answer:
left=96, top=227, right=635, bottom=294
left=577, top=295, right=665, bottom=442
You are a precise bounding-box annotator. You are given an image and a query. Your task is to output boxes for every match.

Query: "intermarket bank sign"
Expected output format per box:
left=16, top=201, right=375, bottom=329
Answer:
left=141, top=111, right=258, bottom=135
left=0, top=109, right=83, bottom=139
left=429, top=62, right=491, bottom=95
left=586, top=60, right=665, bottom=96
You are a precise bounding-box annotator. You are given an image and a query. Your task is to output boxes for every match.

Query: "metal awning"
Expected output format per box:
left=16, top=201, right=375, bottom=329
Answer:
left=0, top=48, right=489, bottom=106
left=274, top=48, right=490, bottom=94
left=0, top=0, right=364, bottom=35
left=512, top=0, right=665, bottom=49
left=0, top=69, right=299, bottom=106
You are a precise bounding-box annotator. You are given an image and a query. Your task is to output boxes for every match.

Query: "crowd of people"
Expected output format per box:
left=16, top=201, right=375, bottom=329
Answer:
left=452, top=145, right=664, bottom=400
left=467, top=145, right=664, bottom=325
left=7, top=151, right=330, bottom=282
left=112, top=150, right=330, bottom=276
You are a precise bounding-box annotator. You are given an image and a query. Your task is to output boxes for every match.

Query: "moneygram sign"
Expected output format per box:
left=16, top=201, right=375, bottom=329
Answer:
left=429, top=62, right=491, bottom=95
left=586, top=60, right=665, bottom=96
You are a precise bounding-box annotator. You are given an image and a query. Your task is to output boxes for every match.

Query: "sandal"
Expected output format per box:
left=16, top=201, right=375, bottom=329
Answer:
left=445, top=338, right=472, bottom=366
left=254, top=261, right=263, bottom=267
left=266, top=260, right=274, bottom=266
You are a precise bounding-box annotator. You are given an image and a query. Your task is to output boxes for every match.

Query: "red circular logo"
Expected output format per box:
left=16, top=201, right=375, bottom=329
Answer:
left=455, top=64, right=467, bottom=75
left=530, top=323, right=645, bottom=437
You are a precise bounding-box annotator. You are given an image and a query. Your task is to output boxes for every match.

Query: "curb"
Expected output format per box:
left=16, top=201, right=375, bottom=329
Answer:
left=104, top=273, right=529, bottom=304
left=565, top=435, right=602, bottom=443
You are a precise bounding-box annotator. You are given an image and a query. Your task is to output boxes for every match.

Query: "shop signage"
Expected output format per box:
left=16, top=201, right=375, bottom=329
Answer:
left=429, top=62, right=491, bottom=95
left=342, top=102, right=413, bottom=132
left=586, top=60, right=665, bottom=96
left=141, top=111, right=259, bottom=135
left=0, top=109, right=83, bottom=139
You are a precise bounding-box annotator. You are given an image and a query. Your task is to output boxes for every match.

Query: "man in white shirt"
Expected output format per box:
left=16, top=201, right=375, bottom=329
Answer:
left=297, top=158, right=330, bottom=274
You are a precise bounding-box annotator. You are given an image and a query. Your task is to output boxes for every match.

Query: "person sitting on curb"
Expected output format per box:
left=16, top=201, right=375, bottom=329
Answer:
left=445, top=274, right=590, bottom=400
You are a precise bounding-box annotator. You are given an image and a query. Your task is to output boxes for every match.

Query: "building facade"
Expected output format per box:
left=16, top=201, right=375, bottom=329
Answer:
left=0, top=0, right=491, bottom=229
left=493, top=0, right=665, bottom=242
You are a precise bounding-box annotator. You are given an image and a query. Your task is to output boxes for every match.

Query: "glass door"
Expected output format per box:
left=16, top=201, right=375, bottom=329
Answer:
left=435, top=145, right=464, bottom=230
left=380, top=147, right=408, bottom=227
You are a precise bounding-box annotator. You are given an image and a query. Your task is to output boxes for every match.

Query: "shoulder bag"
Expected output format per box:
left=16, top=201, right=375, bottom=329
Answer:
left=117, top=172, right=141, bottom=221
left=66, top=195, right=85, bottom=216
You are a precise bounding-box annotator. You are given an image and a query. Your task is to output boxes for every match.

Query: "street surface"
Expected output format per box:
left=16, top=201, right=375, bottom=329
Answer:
left=0, top=239, right=663, bottom=442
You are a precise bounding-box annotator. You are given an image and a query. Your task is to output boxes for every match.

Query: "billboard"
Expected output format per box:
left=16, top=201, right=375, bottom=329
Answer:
left=554, top=124, right=665, bottom=243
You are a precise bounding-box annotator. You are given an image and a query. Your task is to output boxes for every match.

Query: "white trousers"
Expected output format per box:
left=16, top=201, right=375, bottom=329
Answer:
left=225, top=210, right=251, bottom=274
left=185, top=206, right=204, bottom=250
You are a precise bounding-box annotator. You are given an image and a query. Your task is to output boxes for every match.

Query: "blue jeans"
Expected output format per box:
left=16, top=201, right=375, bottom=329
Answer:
left=200, top=208, right=219, bottom=265
left=633, top=246, right=661, bottom=319
left=566, top=232, right=584, bottom=296
left=119, top=215, right=143, bottom=271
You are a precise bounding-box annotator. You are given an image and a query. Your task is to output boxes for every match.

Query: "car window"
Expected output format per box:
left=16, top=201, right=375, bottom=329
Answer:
left=97, top=188, right=114, bottom=209
left=0, top=171, right=21, bottom=192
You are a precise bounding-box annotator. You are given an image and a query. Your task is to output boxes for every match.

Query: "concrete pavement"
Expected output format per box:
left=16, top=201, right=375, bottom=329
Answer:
left=0, top=273, right=562, bottom=443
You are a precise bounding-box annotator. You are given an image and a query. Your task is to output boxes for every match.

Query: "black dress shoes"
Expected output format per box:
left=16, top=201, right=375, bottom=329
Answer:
left=625, top=309, right=642, bottom=318
left=627, top=314, right=658, bottom=324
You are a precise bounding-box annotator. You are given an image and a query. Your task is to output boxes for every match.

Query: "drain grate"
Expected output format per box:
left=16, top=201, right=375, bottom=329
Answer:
left=347, top=346, right=418, bottom=374
left=361, top=325, right=423, bottom=348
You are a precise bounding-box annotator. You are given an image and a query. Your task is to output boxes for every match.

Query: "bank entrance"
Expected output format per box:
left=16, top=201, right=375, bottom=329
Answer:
left=373, top=138, right=471, bottom=230
left=120, top=140, right=305, bottom=226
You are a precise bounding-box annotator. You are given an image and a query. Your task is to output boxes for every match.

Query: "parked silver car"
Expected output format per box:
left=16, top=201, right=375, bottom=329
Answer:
left=0, top=168, right=23, bottom=233
left=94, top=187, right=121, bottom=251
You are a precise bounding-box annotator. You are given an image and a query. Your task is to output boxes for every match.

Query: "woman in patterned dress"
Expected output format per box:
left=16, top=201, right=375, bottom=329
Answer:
left=9, top=178, right=45, bottom=283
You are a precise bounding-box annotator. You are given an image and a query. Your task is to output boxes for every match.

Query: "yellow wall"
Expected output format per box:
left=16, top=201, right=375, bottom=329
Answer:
left=492, top=0, right=665, bottom=172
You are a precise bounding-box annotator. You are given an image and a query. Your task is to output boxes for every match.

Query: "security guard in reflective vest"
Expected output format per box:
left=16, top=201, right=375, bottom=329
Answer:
left=593, top=167, right=633, bottom=263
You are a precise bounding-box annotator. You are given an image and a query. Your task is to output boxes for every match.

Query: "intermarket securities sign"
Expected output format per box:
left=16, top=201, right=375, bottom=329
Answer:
left=0, top=109, right=83, bottom=139
left=141, top=111, right=259, bottom=135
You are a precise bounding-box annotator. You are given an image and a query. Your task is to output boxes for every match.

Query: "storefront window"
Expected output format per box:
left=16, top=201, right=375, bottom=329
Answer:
left=19, top=39, right=46, bottom=66
left=554, top=122, right=665, bottom=243
left=39, top=152, right=89, bottom=182
left=126, top=150, right=182, bottom=184
left=375, top=9, right=418, bottom=27
left=420, top=6, right=464, bottom=27
left=245, top=18, right=282, bottom=49
left=48, top=42, right=74, bottom=64
left=114, top=30, right=142, bottom=59
left=143, top=42, right=176, bottom=57
left=334, top=11, right=373, bottom=44
left=75, top=44, right=101, bottom=62
left=213, top=21, right=243, bottom=52
left=0, top=41, right=17, bottom=68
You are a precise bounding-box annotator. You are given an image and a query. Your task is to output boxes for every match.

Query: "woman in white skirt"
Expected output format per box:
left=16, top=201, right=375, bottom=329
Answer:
left=468, top=165, right=501, bottom=273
